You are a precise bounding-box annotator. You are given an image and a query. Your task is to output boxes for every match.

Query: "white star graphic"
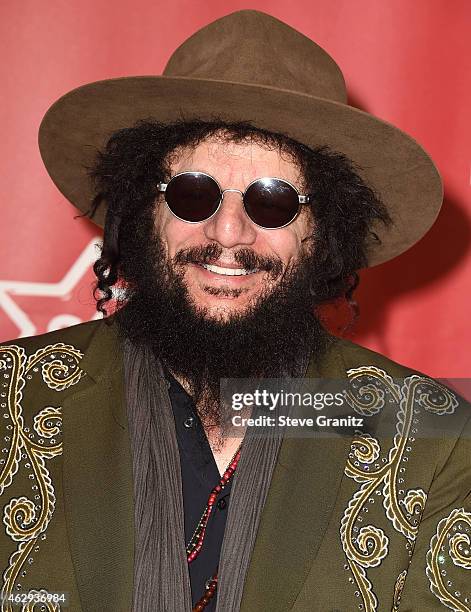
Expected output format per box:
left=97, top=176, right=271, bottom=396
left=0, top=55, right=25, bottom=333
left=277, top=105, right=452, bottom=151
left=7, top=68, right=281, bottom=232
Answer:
left=0, top=239, right=102, bottom=337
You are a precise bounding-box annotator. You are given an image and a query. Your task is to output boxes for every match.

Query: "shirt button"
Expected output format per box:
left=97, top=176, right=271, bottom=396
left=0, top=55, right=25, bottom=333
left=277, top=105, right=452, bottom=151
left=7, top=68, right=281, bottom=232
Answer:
left=183, top=416, right=195, bottom=429
left=217, top=498, right=227, bottom=510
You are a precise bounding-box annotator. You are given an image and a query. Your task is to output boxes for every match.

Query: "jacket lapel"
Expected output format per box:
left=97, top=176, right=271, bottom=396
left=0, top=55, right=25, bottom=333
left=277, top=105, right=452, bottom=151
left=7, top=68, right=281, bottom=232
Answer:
left=62, top=322, right=134, bottom=611
left=240, top=339, right=354, bottom=612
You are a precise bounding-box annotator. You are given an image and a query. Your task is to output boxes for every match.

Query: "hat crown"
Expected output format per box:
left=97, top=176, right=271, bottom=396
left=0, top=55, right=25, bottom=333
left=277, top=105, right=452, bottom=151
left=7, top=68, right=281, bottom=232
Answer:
left=164, top=10, right=347, bottom=103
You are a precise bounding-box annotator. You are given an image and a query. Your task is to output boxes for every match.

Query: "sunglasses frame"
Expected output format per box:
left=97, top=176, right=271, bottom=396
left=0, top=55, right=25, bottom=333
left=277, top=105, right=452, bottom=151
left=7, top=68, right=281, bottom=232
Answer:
left=157, top=171, right=311, bottom=229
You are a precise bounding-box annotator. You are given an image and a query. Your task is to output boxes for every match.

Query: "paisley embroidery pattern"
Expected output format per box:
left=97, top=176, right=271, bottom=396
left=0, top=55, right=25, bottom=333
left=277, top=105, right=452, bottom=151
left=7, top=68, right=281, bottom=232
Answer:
left=426, top=507, right=471, bottom=611
left=0, top=343, right=84, bottom=612
left=341, top=366, right=459, bottom=611
left=392, top=569, right=407, bottom=611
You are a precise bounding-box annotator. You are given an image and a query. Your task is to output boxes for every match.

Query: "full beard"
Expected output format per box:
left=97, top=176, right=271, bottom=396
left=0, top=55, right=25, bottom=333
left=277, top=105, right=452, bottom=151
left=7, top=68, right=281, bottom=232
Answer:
left=115, top=232, right=330, bottom=435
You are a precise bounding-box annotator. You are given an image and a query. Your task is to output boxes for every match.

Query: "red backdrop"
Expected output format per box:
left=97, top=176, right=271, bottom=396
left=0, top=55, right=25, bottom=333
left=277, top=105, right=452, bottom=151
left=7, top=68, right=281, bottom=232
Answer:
left=1, top=0, right=470, bottom=377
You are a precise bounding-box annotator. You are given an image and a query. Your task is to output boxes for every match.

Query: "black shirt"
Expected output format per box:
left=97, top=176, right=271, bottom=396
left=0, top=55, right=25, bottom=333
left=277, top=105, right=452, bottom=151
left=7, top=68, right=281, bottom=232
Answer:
left=167, top=372, right=233, bottom=611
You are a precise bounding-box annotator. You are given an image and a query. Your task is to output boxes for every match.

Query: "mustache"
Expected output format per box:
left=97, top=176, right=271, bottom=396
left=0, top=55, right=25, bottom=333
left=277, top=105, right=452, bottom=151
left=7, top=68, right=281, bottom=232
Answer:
left=173, top=243, right=283, bottom=278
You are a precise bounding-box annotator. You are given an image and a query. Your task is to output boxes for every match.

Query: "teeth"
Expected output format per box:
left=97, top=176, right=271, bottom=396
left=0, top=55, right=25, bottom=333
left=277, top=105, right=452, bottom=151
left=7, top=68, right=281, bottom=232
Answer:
left=202, top=263, right=258, bottom=276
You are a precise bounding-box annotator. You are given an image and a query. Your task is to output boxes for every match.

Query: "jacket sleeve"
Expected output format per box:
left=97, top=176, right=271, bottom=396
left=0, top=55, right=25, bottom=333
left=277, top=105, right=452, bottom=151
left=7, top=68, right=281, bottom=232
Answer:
left=397, top=415, right=471, bottom=611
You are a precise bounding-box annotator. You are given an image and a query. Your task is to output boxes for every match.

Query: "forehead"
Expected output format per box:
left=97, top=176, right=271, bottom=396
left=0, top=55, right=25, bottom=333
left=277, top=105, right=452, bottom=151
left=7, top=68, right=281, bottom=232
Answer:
left=168, top=136, right=304, bottom=188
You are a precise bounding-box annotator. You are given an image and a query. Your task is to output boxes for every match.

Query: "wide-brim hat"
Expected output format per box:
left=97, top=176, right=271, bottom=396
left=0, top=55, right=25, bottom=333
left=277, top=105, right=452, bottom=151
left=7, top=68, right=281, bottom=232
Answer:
left=38, top=10, right=443, bottom=267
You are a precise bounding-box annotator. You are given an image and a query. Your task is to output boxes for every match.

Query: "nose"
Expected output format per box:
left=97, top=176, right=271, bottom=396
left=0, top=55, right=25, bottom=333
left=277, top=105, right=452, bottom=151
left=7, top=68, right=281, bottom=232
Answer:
left=203, top=190, right=257, bottom=248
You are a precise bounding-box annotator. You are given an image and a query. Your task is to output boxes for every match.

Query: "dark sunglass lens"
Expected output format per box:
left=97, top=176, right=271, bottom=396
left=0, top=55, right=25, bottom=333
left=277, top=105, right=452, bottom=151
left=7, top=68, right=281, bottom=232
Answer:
left=165, top=173, right=221, bottom=222
left=244, top=179, right=299, bottom=228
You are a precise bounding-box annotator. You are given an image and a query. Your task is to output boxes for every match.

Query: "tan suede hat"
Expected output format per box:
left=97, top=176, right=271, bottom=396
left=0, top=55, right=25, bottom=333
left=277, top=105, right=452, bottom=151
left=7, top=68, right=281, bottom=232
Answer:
left=38, top=9, right=443, bottom=267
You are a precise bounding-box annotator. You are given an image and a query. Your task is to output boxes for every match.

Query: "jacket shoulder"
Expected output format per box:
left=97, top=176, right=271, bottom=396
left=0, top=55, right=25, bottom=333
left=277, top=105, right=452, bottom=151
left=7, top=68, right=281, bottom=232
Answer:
left=331, top=334, right=471, bottom=460
left=0, top=319, right=105, bottom=354
left=330, top=335, right=425, bottom=378
left=0, top=318, right=118, bottom=414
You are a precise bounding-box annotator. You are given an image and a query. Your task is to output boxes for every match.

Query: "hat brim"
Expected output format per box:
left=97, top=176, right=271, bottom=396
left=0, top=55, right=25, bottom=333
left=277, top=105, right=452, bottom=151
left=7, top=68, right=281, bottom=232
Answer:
left=38, top=75, right=443, bottom=267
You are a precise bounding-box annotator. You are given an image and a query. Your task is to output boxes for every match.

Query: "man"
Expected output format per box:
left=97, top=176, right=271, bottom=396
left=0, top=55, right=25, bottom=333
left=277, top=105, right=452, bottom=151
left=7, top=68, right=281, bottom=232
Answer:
left=0, top=10, right=469, bottom=612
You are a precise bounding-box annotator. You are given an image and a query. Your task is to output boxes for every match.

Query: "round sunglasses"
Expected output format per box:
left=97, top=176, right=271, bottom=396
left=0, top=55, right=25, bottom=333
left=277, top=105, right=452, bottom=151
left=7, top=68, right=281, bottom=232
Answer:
left=157, top=171, right=311, bottom=229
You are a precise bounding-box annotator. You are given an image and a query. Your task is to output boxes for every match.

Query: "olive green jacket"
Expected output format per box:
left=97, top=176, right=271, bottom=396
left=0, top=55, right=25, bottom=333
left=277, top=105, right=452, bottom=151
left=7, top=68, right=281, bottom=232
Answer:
left=0, top=319, right=469, bottom=611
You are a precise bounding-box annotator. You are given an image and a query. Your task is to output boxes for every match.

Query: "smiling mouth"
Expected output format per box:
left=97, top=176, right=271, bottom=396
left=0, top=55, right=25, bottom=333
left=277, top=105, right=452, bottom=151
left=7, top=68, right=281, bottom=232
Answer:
left=201, top=263, right=258, bottom=276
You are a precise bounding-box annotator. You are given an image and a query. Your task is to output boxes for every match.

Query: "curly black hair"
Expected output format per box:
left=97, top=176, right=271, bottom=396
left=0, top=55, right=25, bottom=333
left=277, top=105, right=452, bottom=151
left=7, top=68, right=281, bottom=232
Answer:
left=87, top=119, right=391, bottom=317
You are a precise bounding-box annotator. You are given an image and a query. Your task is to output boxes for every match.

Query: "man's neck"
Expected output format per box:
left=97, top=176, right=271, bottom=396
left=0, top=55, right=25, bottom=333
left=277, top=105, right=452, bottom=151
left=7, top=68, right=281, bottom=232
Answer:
left=206, top=431, right=242, bottom=476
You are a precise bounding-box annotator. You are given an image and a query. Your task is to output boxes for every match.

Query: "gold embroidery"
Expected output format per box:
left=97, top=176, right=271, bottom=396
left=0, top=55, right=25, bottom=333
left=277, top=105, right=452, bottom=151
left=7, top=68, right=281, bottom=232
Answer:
left=392, top=569, right=407, bottom=611
left=0, top=343, right=84, bottom=612
left=341, top=366, right=459, bottom=611
left=349, top=561, right=378, bottom=610
left=341, top=488, right=389, bottom=568
left=0, top=583, right=61, bottom=611
left=23, top=589, right=61, bottom=612
left=427, top=507, right=471, bottom=611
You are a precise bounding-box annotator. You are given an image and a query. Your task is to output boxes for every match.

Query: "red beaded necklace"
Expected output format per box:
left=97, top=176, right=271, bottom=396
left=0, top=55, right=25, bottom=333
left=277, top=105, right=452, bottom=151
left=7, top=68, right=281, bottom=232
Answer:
left=188, top=446, right=241, bottom=612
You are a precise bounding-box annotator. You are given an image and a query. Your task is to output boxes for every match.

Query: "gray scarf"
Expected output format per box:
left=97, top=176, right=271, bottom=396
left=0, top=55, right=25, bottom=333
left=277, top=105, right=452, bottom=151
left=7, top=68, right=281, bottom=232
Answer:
left=124, top=339, right=308, bottom=611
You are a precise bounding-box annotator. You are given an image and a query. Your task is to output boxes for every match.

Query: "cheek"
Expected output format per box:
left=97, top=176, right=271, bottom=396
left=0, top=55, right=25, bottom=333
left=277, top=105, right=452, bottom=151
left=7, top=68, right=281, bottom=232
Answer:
left=154, top=207, right=205, bottom=258
left=264, top=225, right=310, bottom=264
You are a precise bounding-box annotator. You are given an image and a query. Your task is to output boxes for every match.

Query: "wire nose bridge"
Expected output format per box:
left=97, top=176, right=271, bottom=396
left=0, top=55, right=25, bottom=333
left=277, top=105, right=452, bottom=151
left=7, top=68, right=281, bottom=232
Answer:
left=220, top=188, right=244, bottom=198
